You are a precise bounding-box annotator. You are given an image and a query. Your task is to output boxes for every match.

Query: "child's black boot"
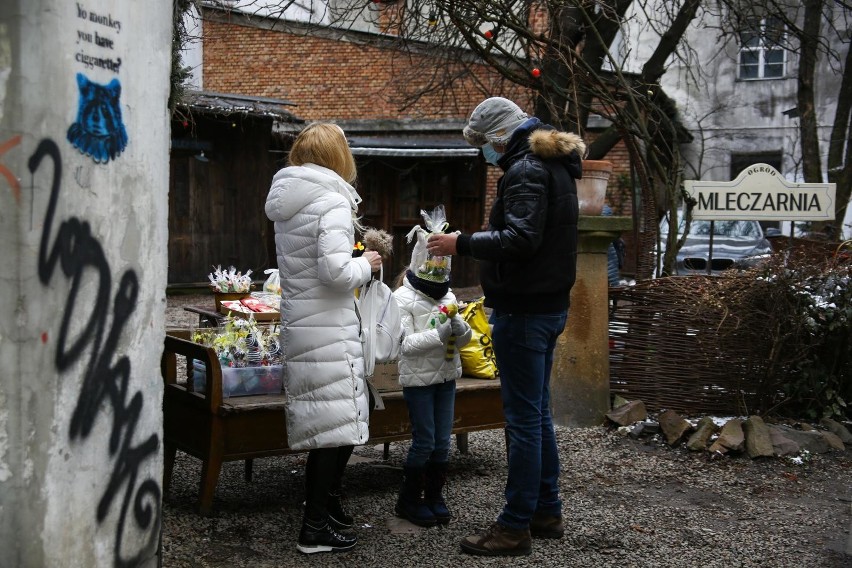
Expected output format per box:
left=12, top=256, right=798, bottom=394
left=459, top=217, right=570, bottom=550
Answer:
left=425, top=461, right=451, bottom=525
left=395, top=465, right=437, bottom=527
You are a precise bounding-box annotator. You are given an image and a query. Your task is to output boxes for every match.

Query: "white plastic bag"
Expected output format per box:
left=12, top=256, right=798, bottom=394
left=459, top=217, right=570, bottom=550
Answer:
left=356, top=267, right=403, bottom=377
left=263, top=268, right=281, bottom=295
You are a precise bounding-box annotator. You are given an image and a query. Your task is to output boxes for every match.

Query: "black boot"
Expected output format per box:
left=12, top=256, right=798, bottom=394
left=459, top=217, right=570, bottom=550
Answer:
left=296, top=517, right=357, bottom=554
left=425, top=461, right=451, bottom=525
left=327, top=492, right=354, bottom=530
left=394, top=465, right=437, bottom=527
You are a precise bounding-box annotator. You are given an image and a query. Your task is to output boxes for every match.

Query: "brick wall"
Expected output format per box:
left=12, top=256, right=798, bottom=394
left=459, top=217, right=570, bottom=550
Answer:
left=203, top=18, right=527, bottom=121
left=202, top=14, right=634, bottom=222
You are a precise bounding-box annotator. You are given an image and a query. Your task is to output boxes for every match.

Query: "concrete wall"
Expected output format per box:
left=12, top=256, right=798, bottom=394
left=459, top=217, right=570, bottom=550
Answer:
left=0, top=1, right=171, bottom=566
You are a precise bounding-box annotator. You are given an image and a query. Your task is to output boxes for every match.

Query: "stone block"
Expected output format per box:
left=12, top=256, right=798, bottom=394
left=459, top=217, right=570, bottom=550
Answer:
left=612, top=395, right=630, bottom=409
left=769, top=427, right=800, bottom=456
left=605, top=399, right=647, bottom=426
left=819, top=431, right=845, bottom=452
left=629, top=421, right=660, bottom=439
left=686, top=417, right=717, bottom=451
left=820, top=418, right=852, bottom=444
left=715, top=418, right=745, bottom=452
left=658, top=409, right=693, bottom=446
left=743, top=416, right=774, bottom=459
left=770, top=425, right=833, bottom=454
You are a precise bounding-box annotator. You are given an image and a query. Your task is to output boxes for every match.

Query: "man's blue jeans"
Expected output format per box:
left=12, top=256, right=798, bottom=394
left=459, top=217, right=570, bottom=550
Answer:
left=491, top=309, right=567, bottom=530
left=402, top=380, right=456, bottom=467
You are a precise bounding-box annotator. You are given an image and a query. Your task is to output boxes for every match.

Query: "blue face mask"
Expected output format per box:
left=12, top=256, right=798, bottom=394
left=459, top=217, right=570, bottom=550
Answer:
left=481, top=143, right=502, bottom=166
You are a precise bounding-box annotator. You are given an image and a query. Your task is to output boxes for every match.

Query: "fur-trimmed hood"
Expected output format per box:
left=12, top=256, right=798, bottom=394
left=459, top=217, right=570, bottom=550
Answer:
left=496, top=118, right=585, bottom=179
left=529, top=129, right=587, bottom=160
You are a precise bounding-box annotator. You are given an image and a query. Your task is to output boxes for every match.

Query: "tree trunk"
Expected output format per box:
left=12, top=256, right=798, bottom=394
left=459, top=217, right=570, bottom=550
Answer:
left=797, top=0, right=823, bottom=184
left=826, top=20, right=852, bottom=238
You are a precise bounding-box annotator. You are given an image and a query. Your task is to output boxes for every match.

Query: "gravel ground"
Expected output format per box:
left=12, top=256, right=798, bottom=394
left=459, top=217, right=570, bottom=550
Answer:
left=162, top=294, right=852, bottom=568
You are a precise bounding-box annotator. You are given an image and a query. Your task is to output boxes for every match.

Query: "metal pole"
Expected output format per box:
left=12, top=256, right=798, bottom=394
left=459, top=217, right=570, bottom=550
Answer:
left=707, top=220, right=715, bottom=275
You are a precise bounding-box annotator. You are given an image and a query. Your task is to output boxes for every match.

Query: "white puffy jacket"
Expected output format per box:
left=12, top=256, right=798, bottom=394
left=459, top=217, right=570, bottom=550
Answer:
left=265, top=163, right=373, bottom=451
left=393, top=278, right=473, bottom=388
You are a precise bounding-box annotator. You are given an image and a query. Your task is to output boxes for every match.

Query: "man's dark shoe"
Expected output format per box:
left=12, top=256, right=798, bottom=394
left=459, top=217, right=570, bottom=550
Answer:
left=530, top=512, right=564, bottom=539
left=327, top=493, right=354, bottom=530
left=460, top=522, right=532, bottom=556
left=296, top=519, right=356, bottom=554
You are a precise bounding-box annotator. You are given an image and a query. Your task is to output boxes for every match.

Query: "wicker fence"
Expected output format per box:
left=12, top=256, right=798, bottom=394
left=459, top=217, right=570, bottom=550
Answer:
left=608, top=276, right=769, bottom=416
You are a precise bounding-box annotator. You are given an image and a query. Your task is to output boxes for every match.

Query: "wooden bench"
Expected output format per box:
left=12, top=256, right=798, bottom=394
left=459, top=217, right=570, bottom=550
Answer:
left=160, top=329, right=505, bottom=515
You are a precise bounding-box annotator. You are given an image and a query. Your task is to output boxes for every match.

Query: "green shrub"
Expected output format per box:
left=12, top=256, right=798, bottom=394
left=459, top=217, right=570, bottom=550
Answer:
left=735, top=252, right=850, bottom=420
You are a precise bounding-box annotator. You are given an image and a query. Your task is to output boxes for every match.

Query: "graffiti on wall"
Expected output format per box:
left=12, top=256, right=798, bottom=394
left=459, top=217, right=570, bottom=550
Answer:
left=68, top=74, right=128, bottom=164
left=29, top=138, right=160, bottom=567
left=69, top=3, right=127, bottom=163
left=0, top=134, right=20, bottom=201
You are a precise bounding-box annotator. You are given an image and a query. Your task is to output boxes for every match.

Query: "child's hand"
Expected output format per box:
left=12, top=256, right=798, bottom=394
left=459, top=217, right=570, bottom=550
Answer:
left=430, top=310, right=453, bottom=341
left=450, top=315, right=467, bottom=337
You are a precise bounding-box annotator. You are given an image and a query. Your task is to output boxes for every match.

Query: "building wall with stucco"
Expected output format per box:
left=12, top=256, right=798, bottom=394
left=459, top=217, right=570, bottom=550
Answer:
left=0, top=1, right=171, bottom=565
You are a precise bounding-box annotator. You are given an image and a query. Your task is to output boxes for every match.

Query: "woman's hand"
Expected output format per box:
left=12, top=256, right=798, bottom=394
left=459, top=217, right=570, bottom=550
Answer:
left=364, top=250, right=383, bottom=272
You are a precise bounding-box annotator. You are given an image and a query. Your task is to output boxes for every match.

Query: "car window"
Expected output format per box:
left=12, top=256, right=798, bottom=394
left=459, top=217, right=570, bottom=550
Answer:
left=670, top=220, right=762, bottom=238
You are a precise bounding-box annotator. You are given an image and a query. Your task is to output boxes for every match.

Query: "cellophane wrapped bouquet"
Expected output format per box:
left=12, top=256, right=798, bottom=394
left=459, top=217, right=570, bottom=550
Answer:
left=406, top=204, right=452, bottom=283
left=191, top=316, right=283, bottom=397
left=208, top=265, right=253, bottom=293
left=192, top=316, right=281, bottom=368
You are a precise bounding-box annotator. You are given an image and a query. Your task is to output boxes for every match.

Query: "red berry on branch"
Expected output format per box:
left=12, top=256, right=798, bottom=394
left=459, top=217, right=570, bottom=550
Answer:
left=531, top=68, right=541, bottom=78
left=484, top=30, right=493, bottom=39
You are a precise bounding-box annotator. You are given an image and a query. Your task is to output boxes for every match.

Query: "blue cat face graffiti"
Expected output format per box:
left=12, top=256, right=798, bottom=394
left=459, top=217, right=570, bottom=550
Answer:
left=67, top=73, right=128, bottom=164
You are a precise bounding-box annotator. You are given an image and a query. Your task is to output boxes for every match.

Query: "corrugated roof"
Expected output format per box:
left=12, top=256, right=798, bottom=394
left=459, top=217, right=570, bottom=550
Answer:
left=346, top=134, right=478, bottom=157
left=180, top=90, right=303, bottom=122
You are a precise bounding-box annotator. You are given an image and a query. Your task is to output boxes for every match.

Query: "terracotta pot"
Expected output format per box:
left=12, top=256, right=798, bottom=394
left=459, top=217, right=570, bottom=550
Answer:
left=577, top=160, right=613, bottom=215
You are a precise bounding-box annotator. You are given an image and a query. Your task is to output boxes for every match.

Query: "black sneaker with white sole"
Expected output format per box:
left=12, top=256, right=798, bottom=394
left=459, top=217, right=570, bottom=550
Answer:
left=296, top=519, right=357, bottom=554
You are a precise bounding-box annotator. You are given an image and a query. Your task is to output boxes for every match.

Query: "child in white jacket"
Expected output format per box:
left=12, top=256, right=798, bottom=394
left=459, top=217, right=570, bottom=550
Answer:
left=392, top=239, right=472, bottom=527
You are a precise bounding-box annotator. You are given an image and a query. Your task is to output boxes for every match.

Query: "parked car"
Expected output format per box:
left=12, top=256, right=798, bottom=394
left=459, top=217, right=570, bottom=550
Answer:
left=658, top=219, right=773, bottom=276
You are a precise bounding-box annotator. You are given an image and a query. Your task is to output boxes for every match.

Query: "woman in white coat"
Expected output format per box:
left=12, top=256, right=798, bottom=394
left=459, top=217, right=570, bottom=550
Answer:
left=265, top=123, right=382, bottom=554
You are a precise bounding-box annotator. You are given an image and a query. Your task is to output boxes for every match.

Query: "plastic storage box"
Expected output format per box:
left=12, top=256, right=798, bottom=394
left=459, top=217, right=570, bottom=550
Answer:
left=193, top=361, right=283, bottom=397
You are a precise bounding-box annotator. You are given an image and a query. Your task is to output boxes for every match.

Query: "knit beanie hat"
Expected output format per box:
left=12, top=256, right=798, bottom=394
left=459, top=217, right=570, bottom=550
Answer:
left=463, top=97, right=529, bottom=147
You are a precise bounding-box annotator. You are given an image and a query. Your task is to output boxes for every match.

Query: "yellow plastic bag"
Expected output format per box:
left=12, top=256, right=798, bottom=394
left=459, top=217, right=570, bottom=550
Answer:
left=459, top=297, right=498, bottom=380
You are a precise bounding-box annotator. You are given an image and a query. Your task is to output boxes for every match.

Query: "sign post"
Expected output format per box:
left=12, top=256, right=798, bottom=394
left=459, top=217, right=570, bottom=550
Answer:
left=685, top=163, right=836, bottom=222
left=683, top=164, right=837, bottom=270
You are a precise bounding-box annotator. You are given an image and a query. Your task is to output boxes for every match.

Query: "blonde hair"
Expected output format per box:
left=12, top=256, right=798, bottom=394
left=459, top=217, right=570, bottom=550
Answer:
left=288, top=122, right=358, bottom=184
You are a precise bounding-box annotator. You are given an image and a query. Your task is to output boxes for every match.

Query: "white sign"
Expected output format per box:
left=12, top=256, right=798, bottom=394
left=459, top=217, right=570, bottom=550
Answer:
left=684, top=163, right=836, bottom=221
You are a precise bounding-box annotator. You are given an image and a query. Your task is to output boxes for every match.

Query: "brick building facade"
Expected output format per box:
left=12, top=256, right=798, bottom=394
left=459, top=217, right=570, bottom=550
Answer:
left=179, top=5, right=634, bottom=285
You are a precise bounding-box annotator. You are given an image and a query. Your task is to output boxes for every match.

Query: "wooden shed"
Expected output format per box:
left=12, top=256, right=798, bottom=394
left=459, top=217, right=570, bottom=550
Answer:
left=169, top=91, right=303, bottom=287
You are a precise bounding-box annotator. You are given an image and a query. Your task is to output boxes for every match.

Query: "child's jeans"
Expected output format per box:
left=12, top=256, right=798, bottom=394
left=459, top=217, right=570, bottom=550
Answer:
left=402, top=380, right=456, bottom=467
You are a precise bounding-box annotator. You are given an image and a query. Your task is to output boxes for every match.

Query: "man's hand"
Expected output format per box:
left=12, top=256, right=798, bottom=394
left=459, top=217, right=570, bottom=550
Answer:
left=427, top=233, right=458, bottom=256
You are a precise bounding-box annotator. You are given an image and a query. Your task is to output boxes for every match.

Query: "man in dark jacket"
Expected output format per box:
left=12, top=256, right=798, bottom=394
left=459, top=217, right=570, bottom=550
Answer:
left=427, top=97, right=585, bottom=556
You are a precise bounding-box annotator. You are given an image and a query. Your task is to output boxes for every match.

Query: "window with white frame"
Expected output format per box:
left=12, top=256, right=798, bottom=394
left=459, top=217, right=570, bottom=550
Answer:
left=738, top=17, right=786, bottom=79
